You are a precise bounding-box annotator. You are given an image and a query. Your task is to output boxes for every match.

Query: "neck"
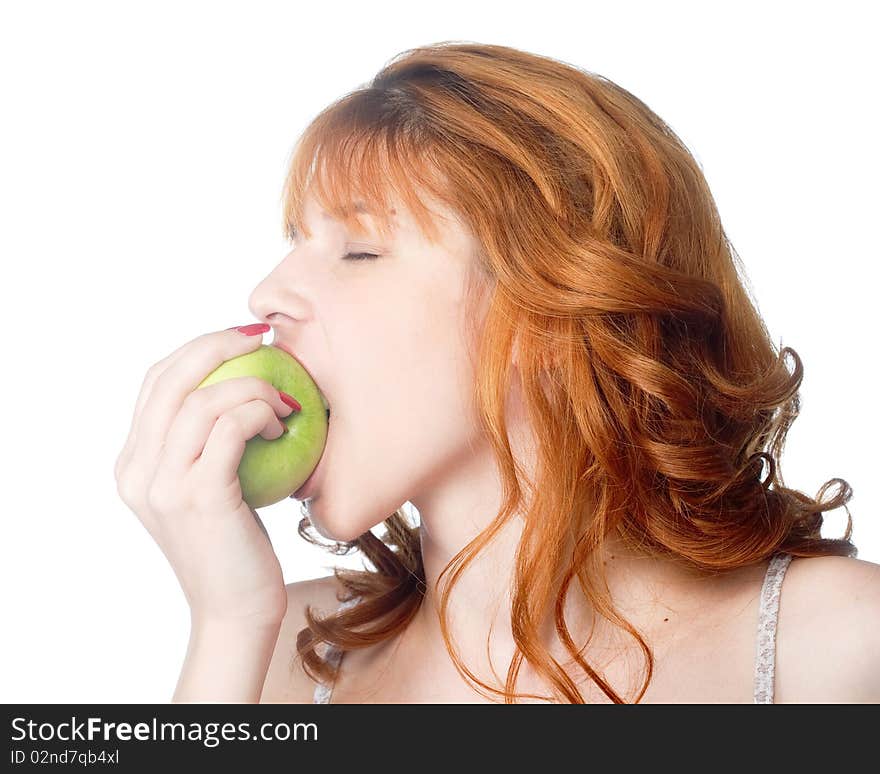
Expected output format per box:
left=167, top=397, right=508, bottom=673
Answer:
left=400, top=483, right=716, bottom=701
left=397, top=376, right=716, bottom=699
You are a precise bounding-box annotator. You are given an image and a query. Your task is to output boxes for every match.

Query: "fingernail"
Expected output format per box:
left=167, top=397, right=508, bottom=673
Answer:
left=279, top=391, right=302, bottom=412
left=228, top=323, right=270, bottom=336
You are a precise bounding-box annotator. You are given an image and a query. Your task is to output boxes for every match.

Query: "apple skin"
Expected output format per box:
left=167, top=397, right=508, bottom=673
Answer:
left=195, top=344, right=328, bottom=509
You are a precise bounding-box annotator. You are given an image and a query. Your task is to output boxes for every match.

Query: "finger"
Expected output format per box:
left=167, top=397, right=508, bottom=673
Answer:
left=115, top=329, right=234, bottom=479
left=126, top=327, right=269, bottom=478
left=161, top=375, right=294, bottom=475
left=115, top=344, right=192, bottom=480
left=195, top=399, right=287, bottom=492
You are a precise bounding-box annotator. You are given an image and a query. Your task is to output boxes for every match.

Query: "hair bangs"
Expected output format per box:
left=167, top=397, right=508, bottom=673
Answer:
left=281, top=96, right=452, bottom=247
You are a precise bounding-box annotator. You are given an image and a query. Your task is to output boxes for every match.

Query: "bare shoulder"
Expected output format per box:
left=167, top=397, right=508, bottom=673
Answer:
left=259, top=574, right=347, bottom=704
left=775, top=554, right=880, bottom=703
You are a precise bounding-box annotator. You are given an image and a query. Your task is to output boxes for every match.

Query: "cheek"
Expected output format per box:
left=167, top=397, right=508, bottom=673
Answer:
left=311, top=277, right=481, bottom=530
left=340, top=280, right=473, bottom=415
left=348, top=313, right=478, bottom=477
left=397, top=294, right=476, bottom=420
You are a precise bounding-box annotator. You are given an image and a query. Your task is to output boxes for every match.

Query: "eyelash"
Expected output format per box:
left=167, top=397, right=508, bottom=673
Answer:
left=343, top=252, right=379, bottom=261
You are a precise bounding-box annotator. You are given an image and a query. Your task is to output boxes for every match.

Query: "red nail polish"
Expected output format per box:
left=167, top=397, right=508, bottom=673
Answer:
left=279, top=391, right=302, bottom=412
left=230, top=323, right=270, bottom=336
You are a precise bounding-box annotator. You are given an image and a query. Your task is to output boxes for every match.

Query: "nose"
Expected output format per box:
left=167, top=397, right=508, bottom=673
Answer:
left=247, top=278, right=273, bottom=325
left=247, top=252, right=311, bottom=329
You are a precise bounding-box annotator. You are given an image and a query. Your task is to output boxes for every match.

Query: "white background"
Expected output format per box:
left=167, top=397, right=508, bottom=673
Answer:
left=1, top=0, right=876, bottom=702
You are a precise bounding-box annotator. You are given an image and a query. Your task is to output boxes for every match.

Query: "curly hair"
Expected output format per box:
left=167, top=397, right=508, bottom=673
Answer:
left=283, top=41, right=856, bottom=703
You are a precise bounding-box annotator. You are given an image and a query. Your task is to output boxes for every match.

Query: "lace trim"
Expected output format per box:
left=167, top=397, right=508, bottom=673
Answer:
left=753, top=552, right=794, bottom=704
left=312, top=595, right=361, bottom=704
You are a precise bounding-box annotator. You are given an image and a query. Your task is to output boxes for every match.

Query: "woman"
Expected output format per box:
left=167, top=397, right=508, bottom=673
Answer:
left=114, top=41, right=879, bottom=703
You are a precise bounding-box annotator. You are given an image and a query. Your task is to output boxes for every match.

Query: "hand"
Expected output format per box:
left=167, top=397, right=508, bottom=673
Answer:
left=114, top=325, right=296, bottom=627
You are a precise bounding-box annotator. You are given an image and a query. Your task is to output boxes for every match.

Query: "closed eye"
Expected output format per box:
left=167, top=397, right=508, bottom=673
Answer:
left=343, top=252, right=379, bottom=261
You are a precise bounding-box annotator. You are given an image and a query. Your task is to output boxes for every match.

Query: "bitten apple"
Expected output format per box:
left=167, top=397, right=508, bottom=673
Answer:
left=195, top=344, right=329, bottom=508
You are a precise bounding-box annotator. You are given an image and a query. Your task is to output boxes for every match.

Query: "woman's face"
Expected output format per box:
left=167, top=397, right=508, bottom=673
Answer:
left=248, top=189, right=491, bottom=541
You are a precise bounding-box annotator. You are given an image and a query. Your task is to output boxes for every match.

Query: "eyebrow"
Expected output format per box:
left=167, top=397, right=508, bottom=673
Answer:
left=322, top=203, right=396, bottom=219
left=320, top=206, right=358, bottom=220
left=289, top=204, right=398, bottom=240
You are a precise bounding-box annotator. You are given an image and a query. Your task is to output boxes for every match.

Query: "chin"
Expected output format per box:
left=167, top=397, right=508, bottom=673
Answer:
left=305, top=477, right=406, bottom=543
left=328, top=520, right=369, bottom=544
left=305, top=507, right=361, bottom=544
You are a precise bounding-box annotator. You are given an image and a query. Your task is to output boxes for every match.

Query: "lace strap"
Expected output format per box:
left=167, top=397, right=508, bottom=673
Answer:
left=312, top=595, right=361, bottom=704
left=753, top=552, right=794, bottom=704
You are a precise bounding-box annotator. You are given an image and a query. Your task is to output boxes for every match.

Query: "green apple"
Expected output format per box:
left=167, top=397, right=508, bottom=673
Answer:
left=195, top=344, right=328, bottom=508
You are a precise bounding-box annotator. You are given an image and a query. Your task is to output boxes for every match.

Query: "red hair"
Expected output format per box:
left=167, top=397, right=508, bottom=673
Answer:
left=285, top=41, right=856, bottom=703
